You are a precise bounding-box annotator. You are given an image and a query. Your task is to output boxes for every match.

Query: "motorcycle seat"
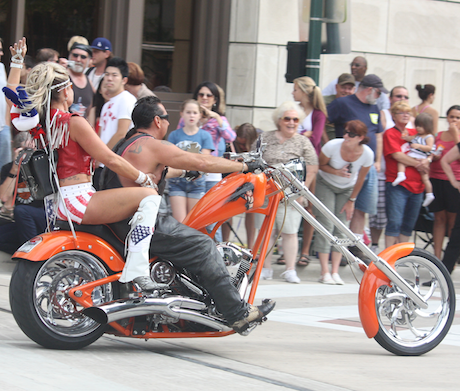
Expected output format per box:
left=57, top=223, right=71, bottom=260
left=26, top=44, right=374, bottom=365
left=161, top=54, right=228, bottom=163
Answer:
left=55, top=220, right=126, bottom=258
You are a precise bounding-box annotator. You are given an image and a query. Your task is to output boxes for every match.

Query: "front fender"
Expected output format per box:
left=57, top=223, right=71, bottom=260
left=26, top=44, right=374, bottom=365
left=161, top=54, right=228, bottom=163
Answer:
left=358, top=242, right=415, bottom=338
left=12, top=231, right=125, bottom=272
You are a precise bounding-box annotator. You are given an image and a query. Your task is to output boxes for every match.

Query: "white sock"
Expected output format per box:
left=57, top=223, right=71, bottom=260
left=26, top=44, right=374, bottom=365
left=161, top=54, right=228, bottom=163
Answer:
left=422, top=193, right=435, bottom=207
left=392, top=172, right=406, bottom=186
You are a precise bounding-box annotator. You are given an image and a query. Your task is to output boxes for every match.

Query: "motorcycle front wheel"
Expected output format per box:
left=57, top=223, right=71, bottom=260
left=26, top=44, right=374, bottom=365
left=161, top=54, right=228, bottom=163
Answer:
left=10, top=251, right=113, bottom=350
left=374, top=248, right=455, bottom=356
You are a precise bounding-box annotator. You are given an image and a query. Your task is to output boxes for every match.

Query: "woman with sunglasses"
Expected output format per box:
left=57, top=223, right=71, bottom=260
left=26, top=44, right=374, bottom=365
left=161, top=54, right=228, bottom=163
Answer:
left=5, top=38, right=161, bottom=292
left=255, top=101, right=318, bottom=283
left=313, top=120, right=373, bottom=284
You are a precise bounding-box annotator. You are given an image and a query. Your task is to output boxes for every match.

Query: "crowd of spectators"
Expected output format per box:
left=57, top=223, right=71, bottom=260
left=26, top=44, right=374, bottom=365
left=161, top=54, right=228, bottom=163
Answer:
left=1, top=36, right=460, bottom=287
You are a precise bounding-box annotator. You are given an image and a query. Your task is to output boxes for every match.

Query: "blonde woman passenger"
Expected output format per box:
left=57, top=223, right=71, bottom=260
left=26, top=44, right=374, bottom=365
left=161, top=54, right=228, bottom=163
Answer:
left=4, top=38, right=161, bottom=292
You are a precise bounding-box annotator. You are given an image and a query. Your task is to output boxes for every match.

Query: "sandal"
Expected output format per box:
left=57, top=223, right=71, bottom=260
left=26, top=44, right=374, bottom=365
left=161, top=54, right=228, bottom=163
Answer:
left=275, top=255, right=286, bottom=265
left=297, top=254, right=310, bottom=267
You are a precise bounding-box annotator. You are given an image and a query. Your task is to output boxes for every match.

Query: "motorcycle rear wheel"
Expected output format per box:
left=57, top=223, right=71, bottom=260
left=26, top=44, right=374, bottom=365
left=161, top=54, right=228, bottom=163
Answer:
left=10, top=251, right=113, bottom=349
left=374, top=248, right=455, bottom=356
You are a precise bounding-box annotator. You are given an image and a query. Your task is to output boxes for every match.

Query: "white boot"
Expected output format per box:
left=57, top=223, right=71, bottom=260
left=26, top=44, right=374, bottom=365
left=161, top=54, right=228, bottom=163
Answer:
left=120, top=195, right=162, bottom=290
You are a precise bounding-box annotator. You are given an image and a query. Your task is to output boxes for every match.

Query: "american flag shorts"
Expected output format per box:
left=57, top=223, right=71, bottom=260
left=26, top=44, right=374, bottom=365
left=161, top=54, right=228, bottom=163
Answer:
left=57, top=182, right=96, bottom=224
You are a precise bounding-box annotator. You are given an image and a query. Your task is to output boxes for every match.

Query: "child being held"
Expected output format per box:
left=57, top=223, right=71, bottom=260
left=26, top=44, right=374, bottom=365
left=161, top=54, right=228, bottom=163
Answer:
left=392, top=112, right=435, bottom=207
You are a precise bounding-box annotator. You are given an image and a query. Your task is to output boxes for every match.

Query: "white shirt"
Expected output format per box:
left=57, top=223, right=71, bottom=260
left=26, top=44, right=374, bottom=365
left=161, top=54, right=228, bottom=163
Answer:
left=87, top=68, right=104, bottom=91
left=318, top=138, right=374, bottom=188
left=99, top=90, right=136, bottom=145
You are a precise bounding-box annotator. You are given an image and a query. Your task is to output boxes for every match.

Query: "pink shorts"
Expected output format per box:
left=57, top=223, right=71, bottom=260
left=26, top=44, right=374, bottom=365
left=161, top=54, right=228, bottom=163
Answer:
left=57, top=183, right=96, bottom=224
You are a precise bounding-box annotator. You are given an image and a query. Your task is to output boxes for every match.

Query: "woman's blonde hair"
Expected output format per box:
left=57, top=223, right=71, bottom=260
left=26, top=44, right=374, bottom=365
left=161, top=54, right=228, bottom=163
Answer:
left=390, top=100, right=411, bottom=116
left=25, top=62, right=70, bottom=119
left=293, top=76, right=327, bottom=117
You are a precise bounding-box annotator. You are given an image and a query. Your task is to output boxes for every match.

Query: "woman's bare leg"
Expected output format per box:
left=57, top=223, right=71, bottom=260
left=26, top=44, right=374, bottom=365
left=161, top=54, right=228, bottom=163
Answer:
left=169, top=195, right=188, bottom=222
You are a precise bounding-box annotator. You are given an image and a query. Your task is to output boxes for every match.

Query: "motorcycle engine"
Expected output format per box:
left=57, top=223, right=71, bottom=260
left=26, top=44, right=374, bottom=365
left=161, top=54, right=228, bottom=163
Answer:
left=217, top=243, right=253, bottom=291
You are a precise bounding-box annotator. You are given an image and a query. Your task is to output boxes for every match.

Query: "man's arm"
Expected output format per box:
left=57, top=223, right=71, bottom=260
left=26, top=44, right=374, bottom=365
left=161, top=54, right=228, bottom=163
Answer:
left=122, top=138, right=249, bottom=187
left=106, top=118, right=132, bottom=150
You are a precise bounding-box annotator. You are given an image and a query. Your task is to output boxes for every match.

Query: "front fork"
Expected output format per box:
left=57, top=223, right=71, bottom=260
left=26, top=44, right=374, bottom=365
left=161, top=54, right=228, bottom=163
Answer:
left=281, top=171, right=428, bottom=337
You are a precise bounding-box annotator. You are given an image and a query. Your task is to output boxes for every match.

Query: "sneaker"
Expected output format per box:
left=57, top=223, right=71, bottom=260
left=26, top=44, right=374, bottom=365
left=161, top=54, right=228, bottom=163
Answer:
left=133, top=276, right=168, bottom=292
left=370, top=244, right=379, bottom=254
left=231, top=299, right=276, bottom=334
left=331, top=273, right=345, bottom=285
left=281, top=269, right=300, bottom=283
left=319, top=272, right=335, bottom=284
left=260, top=268, right=273, bottom=280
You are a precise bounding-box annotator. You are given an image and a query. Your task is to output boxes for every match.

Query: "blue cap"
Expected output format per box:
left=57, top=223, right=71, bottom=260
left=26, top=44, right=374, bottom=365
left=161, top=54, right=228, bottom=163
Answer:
left=91, top=37, right=112, bottom=52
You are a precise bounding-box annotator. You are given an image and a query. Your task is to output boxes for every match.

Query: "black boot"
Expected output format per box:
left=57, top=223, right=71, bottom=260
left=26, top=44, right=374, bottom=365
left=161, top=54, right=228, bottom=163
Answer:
left=231, top=299, right=276, bottom=334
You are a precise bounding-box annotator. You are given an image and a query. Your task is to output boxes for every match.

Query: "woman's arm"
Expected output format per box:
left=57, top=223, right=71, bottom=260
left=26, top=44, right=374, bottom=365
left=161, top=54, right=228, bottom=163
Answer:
left=340, top=165, right=371, bottom=220
left=309, top=111, right=326, bottom=150
left=441, top=145, right=460, bottom=191
left=5, top=38, right=27, bottom=109
left=70, top=116, right=146, bottom=183
left=319, top=151, right=351, bottom=178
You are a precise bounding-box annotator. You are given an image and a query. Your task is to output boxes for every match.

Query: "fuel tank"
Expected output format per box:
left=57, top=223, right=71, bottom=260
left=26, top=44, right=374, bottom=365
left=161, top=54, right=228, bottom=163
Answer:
left=183, top=172, right=267, bottom=231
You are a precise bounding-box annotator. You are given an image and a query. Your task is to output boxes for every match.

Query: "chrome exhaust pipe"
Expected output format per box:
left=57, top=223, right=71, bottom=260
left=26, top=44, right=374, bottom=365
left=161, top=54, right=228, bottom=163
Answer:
left=83, top=296, right=231, bottom=331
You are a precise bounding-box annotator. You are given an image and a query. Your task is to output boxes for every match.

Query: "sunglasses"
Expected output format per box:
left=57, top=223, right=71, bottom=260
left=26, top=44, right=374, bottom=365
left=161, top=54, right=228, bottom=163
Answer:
left=198, top=92, right=214, bottom=98
left=344, top=130, right=358, bottom=138
left=394, top=94, right=409, bottom=100
left=71, top=52, right=88, bottom=60
left=282, top=116, right=299, bottom=123
left=156, top=113, right=169, bottom=121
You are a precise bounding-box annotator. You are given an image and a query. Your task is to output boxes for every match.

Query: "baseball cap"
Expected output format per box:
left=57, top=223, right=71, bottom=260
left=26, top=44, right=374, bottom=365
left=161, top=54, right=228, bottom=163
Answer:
left=360, top=74, right=388, bottom=93
left=337, top=73, right=355, bottom=86
left=91, top=37, right=112, bottom=52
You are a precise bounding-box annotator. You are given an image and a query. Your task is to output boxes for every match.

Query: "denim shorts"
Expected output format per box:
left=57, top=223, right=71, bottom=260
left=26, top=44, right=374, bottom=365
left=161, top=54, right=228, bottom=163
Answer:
left=355, top=165, right=377, bottom=215
left=168, top=177, right=206, bottom=199
left=385, top=182, right=423, bottom=237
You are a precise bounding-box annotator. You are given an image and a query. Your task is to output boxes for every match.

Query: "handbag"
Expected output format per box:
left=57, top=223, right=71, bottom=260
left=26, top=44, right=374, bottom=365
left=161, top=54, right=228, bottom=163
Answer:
left=17, top=148, right=58, bottom=201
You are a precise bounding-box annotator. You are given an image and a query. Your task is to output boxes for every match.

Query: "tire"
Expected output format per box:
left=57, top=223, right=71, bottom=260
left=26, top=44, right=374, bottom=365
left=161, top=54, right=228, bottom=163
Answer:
left=9, top=251, right=113, bottom=350
left=374, top=248, right=455, bottom=356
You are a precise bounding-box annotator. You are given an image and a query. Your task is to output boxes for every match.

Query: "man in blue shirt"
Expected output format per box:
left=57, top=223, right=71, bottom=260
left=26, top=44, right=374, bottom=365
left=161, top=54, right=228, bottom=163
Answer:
left=327, top=74, right=387, bottom=259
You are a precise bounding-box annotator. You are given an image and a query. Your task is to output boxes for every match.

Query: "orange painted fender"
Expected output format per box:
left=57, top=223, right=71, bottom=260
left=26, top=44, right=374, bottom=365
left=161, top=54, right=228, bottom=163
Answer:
left=358, top=242, right=415, bottom=338
left=12, top=231, right=125, bottom=272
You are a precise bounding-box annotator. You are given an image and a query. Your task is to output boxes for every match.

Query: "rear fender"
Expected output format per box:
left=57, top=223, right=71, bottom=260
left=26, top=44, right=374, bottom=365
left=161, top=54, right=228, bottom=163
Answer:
left=12, top=231, right=125, bottom=272
left=358, top=242, right=415, bottom=338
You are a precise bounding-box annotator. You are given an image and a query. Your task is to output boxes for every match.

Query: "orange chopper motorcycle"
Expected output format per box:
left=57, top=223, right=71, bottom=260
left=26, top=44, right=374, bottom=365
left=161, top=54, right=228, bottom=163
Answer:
left=9, top=141, right=455, bottom=356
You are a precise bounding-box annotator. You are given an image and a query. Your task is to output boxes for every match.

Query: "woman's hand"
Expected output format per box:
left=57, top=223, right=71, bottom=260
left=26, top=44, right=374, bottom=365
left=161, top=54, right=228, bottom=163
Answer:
left=340, top=200, right=355, bottom=221
left=337, top=165, right=351, bottom=178
left=200, top=105, right=223, bottom=126
left=9, top=37, right=27, bottom=59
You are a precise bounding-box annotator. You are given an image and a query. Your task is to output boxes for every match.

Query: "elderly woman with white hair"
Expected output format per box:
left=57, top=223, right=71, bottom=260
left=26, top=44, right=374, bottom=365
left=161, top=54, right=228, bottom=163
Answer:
left=253, top=101, right=319, bottom=283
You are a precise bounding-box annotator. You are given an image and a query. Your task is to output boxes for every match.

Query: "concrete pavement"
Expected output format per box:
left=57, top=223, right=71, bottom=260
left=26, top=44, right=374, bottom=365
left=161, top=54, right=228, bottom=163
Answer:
left=0, top=245, right=459, bottom=390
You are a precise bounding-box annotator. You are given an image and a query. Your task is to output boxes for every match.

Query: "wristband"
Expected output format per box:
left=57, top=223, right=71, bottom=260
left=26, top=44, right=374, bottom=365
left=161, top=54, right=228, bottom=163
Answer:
left=349, top=197, right=356, bottom=202
left=179, top=170, right=186, bottom=178
left=134, top=171, right=147, bottom=184
left=10, top=63, right=23, bottom=69
left=240, top=162, right=246, bottom=172
left=7, top=172, right=17, bottom=178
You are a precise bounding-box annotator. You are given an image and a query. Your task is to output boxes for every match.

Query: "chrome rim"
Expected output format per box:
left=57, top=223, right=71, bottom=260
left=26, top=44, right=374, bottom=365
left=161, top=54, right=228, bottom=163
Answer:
left=376, top=255, right=452, bottom=347
left=33, top=251, right=113, bottom=337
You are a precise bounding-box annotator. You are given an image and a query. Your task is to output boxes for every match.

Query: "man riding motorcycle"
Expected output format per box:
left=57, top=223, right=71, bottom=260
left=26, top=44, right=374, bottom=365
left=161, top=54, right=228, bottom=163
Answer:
left=100, top=96, right=275, bottom=333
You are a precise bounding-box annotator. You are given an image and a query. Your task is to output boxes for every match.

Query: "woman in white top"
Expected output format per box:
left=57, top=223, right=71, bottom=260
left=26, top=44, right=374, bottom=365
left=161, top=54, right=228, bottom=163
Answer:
left=313, top=120, right=374, bottom=285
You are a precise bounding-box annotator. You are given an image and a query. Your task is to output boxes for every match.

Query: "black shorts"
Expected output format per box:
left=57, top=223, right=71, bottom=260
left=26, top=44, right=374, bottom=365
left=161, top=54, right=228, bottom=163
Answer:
left=429, top=178, right=460, bottom=213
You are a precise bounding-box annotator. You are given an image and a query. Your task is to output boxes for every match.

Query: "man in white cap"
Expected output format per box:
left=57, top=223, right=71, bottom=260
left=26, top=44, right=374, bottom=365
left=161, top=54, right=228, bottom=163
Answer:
left=86, top=37, right=113, bottom=91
